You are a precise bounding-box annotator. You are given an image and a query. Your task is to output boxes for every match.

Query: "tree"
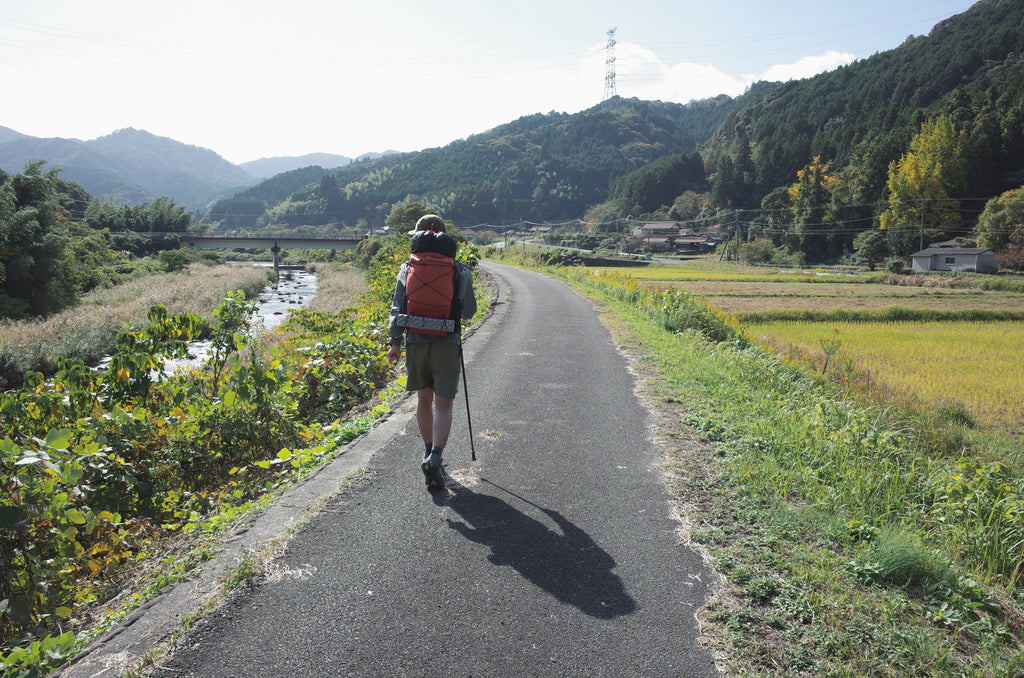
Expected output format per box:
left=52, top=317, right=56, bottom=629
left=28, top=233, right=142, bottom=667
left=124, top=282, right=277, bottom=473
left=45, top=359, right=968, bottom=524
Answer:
left=996, top=231, right=1024, bottom=271
left=852, top=229, right=890, bottom=270
left=783, top=156, right=845, bottom=259
left=975, top=186, right=1024, bottom=252
left=384, top=201, right=443, bottom=233
left=709, top=156, right=740, bottom=210
left=84, top=196, right=191, bottom=233
left=146, top=196, right=191, bottom=232
left=0, top=161, right=75, bottom=318
left=880, top=115, right=966, bottom=246
left=667, top=190, right=707, bottom=222
left=737, top=238, right=777, bottom=265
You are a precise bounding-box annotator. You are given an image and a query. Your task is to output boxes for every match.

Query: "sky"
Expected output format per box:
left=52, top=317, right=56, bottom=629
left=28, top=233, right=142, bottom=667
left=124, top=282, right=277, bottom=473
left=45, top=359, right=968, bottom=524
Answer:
left=0, top=0, right=978, bottom=165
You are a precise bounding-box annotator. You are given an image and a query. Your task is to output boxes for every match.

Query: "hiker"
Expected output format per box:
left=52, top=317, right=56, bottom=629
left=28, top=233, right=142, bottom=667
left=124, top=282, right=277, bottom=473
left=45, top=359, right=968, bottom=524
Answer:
left=386, top=214, right=477, bottom=490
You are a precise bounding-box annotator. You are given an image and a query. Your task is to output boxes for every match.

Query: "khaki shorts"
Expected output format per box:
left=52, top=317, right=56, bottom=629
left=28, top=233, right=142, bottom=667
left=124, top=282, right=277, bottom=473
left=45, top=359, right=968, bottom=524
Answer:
left=405, top=342, right=461, bottom=400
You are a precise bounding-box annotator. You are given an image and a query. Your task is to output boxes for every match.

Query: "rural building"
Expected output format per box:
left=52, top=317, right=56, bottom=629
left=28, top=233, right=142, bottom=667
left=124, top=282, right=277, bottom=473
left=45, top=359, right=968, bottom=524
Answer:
left=630, top=221, right=715, bottom=253
left=909, top=244, right=997, bottom=273
left=632, top=221, right=688, bottom=238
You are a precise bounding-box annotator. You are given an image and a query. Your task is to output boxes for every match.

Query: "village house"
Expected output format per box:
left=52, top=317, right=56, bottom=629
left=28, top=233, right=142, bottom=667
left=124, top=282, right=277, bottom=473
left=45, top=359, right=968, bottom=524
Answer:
left=630, top=220, right=716, bottom=253
left=909, top=240, right=997, bottom=273
left=631, top=221, right=685, bottom=238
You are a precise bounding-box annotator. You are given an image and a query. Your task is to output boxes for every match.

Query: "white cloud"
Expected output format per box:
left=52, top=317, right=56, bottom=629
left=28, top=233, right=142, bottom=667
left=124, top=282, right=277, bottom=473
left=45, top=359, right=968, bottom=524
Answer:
left=600, top=42, right=856, bottom=105
left=759, top=50, right=857, bottom=83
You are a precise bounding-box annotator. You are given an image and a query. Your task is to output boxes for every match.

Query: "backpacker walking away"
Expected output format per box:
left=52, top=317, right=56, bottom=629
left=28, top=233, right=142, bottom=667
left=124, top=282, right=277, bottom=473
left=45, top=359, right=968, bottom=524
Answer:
left=387, top=214, right=478, bottom=490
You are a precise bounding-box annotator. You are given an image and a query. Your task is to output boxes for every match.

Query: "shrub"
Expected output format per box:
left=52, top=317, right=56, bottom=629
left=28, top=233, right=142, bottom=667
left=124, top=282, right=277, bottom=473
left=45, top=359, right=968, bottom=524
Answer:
left=871, top=527, right=951, bottom=588
left=886, top=258, right=907, bottom=274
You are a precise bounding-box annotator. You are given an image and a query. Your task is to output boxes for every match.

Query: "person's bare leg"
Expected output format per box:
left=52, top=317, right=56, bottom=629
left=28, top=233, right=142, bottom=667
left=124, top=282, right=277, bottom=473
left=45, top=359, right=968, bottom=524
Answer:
left=431, top=396, right=455, bottom=451
left=416, top=388, right=435, bottom=450
left=418, top=389, right=451, bottom=490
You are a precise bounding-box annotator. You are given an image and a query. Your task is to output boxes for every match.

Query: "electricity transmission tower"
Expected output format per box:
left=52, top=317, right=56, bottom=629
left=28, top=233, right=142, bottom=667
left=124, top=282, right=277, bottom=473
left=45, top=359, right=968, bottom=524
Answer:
left=603, top=27, right=617, bottom=100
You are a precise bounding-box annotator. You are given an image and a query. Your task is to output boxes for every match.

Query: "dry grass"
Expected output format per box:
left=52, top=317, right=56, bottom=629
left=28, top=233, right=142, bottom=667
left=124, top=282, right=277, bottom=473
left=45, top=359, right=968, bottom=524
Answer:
left=76, top=263, right=273, bottom=319
left=305, top=264, right=368, bottom=314
left=0, top=264, right=273, bottom=384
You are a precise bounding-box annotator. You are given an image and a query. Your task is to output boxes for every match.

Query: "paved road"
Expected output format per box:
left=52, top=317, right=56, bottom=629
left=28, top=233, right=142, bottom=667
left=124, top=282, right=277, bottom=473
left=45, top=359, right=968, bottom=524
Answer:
left=150, top=262, right=718, bottom=677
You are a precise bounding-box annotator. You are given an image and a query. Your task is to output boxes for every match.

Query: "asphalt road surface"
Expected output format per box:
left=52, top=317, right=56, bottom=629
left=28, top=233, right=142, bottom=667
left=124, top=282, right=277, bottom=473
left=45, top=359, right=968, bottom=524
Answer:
left=149, top=262, right=718, bottom=677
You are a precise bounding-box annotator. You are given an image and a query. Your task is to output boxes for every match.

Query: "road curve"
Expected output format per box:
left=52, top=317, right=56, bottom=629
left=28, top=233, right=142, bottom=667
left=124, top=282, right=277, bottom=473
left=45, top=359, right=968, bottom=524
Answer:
left=148, top=261, right=719, bottom=677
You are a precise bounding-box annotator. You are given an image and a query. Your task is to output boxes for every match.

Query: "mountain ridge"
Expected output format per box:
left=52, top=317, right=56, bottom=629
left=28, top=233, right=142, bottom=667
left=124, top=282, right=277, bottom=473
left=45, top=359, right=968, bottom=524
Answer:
left=0, top=125, right=411, bottom=210
left=206, top=92, right=760, bottom=230
left=0, top=128, right=258, bottom=210
left=238, top=150, right=402, bottom=179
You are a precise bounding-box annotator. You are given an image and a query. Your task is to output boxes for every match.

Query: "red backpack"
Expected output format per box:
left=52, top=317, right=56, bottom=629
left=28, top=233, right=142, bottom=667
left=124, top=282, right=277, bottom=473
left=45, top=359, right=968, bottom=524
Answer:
left=402, top=231, right=461, bottom=336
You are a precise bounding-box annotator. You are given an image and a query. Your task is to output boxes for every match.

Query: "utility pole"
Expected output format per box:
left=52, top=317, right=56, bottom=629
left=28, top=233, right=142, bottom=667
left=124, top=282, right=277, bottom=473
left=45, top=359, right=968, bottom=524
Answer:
left=603, top=28, right=617, bottom=100
left=920, top=198, right=925, bottom=251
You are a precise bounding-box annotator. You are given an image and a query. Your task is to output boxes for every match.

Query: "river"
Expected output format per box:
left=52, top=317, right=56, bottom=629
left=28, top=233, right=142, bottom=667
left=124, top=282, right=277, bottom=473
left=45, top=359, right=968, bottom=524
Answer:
left=97, top=266, right=319, bottom=377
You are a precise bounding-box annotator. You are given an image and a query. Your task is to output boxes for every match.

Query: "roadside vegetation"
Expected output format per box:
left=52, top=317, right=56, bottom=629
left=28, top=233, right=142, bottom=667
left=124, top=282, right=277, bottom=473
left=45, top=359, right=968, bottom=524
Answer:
left=492, top=246, right=1024, bottom=676
left=589, top=258, right=1024, bottom=440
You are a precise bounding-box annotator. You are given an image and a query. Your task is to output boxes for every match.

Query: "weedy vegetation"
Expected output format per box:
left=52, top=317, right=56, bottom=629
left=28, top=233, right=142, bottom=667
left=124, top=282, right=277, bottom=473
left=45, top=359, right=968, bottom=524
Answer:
left=0, top=264, right=273, bottom=390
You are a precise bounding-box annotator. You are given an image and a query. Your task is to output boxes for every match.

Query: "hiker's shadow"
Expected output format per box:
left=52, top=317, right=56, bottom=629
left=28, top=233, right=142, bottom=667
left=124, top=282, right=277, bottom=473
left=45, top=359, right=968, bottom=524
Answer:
left=443, top=480, right=636, bottom=619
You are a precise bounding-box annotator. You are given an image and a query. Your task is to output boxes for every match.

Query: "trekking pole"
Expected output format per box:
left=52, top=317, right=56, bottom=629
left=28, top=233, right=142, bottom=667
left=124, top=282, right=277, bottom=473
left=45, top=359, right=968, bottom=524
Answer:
left=459, top=344, right=477, bottom=461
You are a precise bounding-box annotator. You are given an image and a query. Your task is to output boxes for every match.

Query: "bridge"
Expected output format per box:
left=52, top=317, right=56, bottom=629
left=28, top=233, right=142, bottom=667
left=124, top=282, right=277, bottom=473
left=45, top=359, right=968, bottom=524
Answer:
left=184, top=234, right=365, bottom=277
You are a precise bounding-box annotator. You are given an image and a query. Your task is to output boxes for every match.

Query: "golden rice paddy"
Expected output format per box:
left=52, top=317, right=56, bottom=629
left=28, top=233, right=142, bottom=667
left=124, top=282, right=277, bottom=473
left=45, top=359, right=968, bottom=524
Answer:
left=597, top=260, right=1024, bottom=433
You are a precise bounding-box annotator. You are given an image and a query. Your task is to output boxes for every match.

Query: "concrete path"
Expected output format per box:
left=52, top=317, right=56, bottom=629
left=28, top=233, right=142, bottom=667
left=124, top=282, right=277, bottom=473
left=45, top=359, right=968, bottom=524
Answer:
left=63, top=262, right=719, bottom=677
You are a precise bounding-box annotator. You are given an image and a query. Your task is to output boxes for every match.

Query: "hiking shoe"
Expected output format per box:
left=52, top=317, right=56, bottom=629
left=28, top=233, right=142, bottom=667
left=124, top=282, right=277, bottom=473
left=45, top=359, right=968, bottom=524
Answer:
left=421, top=451, right=444, bottom=489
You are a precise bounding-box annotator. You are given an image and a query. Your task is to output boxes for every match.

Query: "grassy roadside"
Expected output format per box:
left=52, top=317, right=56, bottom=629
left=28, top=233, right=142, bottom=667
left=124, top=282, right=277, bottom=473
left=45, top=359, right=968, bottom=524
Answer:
left=527, top=259, right=1024, bottom=677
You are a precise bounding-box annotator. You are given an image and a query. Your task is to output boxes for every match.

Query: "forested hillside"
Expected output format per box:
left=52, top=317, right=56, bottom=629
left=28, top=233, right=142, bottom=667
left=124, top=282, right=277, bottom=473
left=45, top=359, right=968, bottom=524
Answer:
left=204, top=92, right=761, bottom=231
left=707, top=0, right=1023, bottom=199
left=693, top=0, right=1024, bottom=260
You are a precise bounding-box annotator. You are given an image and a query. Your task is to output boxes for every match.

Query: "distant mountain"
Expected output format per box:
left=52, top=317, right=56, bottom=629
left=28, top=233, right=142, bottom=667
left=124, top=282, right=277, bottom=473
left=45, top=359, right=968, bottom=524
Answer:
left=0, top=128, right=258, bottom=210
left=239, top=153, right=354, bottom=179
left=238, top=151, right=405, bottom=179
left=207, top=94, right=757, bottom=229
left=0, top=126, right=25, bottom=146
left=355, top=150, right=402, bottom=162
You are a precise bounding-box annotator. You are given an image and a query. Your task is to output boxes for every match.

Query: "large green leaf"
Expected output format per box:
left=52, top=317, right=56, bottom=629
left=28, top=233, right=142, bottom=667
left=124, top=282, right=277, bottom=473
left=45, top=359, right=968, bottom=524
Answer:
left=45, top=428, right=74, bottom=450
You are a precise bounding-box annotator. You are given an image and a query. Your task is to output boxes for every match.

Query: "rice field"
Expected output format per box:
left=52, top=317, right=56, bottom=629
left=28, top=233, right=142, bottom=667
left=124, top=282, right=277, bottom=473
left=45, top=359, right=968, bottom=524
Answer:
left=677, top=282, right=1024, bottom=314
left=590, top=259, right=1024, bottom=435
left=589, top=261, right=854, bottom=283
left=752, top=320, right=1024, bottom=431
left=590, top=264, right=1024, bottom=314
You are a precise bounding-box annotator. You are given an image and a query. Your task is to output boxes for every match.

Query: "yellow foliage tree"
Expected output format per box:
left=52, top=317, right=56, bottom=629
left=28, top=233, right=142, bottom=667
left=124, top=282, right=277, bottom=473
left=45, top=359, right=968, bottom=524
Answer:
left=880, top=115, right=966, bottom=248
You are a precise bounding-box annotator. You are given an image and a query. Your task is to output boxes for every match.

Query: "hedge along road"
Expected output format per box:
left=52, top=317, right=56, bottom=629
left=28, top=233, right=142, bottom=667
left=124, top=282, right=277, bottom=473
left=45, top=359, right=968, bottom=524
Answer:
left=137, top=261, right=720, bottom=677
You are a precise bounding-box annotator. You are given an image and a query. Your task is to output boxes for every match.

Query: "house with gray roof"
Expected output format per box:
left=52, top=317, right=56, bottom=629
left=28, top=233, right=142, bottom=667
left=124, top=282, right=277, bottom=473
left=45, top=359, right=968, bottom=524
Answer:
left=909, top=245, right=997, bottom=273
